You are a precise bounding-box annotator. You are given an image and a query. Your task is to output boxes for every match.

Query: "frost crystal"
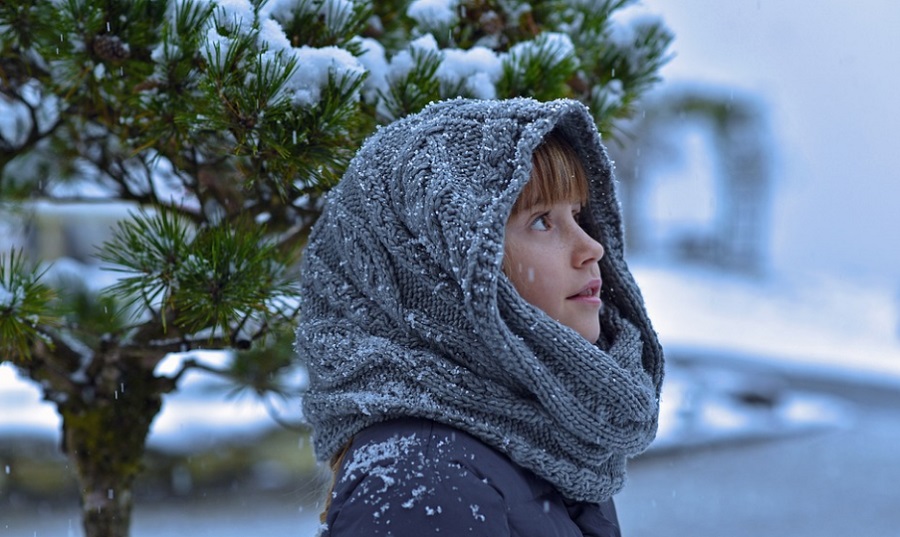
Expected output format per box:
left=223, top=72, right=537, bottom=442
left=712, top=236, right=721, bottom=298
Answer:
left=469, top=503, right=485, bottom=522
left=401, top=484, right=428, bottom=509
left=341, top=433, right=423, bottom=489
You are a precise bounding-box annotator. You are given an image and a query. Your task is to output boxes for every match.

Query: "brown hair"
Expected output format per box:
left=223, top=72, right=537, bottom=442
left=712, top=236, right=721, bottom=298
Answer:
left=511, top=131, right=590, bottom=215
left=319, top=441, right=352, bottom=524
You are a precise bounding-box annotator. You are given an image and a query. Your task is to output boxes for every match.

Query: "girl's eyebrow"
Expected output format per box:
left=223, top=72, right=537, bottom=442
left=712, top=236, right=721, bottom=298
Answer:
left=511, top=201, right=546, bottom=214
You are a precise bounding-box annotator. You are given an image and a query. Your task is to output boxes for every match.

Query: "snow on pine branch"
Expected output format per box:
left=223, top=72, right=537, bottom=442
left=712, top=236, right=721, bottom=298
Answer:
left=169, top=0, right=366, bottom=108
left=166, top=0, right=590, bottom=112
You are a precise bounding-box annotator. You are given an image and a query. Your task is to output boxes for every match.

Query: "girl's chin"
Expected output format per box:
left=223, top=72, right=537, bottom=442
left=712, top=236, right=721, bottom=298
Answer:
left=573, top=324, right=601, bottom=344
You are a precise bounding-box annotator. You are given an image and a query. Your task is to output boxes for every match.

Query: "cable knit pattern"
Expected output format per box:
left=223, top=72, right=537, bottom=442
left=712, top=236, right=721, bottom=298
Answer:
left=295, top=97, right=664, bottom=503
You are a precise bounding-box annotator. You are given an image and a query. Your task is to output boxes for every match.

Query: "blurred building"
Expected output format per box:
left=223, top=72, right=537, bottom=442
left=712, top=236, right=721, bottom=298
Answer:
left=609, top=86, right=773, bottom=275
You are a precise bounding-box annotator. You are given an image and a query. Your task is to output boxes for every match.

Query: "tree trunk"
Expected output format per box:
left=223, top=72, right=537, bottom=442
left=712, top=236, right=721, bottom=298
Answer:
left=58, top=364, right=163, bottom=537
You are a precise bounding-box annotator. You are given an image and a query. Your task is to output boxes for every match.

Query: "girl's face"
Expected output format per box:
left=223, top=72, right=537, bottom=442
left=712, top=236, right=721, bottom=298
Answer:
left=504, top=199, right=605, bottom=343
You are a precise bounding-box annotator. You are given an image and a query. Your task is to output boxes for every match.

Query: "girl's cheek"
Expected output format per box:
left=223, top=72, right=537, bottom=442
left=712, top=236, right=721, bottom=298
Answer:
left=511, top=262, right=536, bottom=284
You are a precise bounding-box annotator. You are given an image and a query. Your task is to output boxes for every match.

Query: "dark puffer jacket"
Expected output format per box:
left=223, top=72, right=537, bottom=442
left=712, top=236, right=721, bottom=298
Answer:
left=322, top=418, right=621, bottom=537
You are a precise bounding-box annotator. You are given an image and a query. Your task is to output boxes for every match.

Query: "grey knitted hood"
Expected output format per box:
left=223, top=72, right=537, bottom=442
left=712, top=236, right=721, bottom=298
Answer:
left=296, top=97, right=664, bottom=503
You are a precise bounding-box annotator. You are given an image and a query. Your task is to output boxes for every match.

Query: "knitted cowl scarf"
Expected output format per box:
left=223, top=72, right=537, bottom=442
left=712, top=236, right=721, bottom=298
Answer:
left=295, top=97, right=664, bottom=503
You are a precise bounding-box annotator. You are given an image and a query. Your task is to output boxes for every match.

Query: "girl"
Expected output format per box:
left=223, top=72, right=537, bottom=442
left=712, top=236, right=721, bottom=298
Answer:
left=295, top=98, right=664, bottom=536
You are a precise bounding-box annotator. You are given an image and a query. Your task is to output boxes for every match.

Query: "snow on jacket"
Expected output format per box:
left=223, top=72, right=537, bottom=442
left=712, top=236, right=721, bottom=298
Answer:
left=321, top=417, right=622, bottom=537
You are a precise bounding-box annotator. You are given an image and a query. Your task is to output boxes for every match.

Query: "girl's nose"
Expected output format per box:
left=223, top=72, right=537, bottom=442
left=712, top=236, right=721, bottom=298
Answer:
left=573, top=226, right=605, bottom=267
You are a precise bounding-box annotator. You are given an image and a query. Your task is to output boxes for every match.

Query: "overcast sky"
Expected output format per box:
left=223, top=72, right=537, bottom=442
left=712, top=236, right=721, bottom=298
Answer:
left=632, top=0, right=900, bottom=284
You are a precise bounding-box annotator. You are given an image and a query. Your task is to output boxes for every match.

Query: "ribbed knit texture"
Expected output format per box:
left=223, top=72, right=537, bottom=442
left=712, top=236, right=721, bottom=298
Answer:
left=295, top=97, right=664, bottom=503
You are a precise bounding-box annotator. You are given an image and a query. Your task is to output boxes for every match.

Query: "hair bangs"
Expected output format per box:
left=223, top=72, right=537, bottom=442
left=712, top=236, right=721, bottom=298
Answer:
left=512, top=131, right=590, bottom=214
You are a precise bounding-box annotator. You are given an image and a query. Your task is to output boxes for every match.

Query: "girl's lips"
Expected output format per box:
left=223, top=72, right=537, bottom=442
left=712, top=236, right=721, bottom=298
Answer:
left=567, top=279, right=602, bottom=304
left=568, top=295, right=603, bottom=306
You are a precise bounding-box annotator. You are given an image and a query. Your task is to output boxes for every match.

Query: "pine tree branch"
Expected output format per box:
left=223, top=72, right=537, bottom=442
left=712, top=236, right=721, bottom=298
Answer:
left=20, top=327, right=90, bottom=399
left=0, top=88, right=64, bottom=171
left=166, top=356, right=230, bottom=385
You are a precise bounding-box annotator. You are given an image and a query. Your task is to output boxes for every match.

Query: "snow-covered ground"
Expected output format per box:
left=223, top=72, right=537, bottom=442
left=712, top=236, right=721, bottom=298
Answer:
left=633, top=264, right=899, bottom=450
left=3, top=263, right=895, bottom=456
left=637, top=265, right=900, bottom=387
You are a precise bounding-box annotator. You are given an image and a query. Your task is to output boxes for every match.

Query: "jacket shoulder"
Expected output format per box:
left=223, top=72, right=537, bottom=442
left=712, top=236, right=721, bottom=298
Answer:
left=324, top=418, right=511, bottom=536
left=323, top=418, right=619, bottom=537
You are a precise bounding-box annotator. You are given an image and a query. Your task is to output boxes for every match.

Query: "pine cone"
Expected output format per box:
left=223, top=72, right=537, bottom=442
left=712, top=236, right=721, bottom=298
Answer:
left=479, top=10, right=504, bottom=35
left=92, top=35, right=130, bottom=62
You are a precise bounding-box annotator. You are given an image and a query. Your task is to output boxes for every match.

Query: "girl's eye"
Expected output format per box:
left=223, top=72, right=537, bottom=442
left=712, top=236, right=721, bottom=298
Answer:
left=529, top=213, right=550, bottom=231
left=574, top=206, right=588, bottom=226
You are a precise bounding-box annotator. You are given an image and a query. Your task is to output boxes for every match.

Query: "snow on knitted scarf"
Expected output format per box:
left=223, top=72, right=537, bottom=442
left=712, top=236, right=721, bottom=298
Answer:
left=295, top=97, right=664, bottom=503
